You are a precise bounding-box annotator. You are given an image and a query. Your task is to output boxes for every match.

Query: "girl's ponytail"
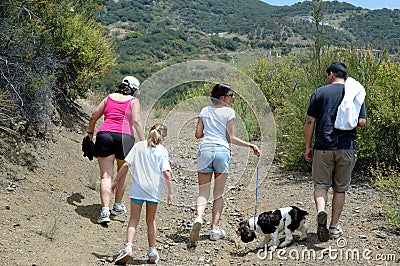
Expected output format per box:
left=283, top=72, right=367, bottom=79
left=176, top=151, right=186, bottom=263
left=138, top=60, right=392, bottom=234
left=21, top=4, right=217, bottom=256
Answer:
left=147, top=124, right=167, bottom=147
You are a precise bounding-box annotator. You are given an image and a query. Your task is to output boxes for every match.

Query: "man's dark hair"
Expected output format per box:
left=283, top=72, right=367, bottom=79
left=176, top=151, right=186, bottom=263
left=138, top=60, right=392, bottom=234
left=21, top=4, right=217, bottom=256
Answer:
left=327, top=62, right=347, bottom=79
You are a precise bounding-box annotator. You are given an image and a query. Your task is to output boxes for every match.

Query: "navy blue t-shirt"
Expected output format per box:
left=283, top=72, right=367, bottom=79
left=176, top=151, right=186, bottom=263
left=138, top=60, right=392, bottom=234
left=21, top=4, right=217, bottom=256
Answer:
left=307, top=83, right=366, bottom=150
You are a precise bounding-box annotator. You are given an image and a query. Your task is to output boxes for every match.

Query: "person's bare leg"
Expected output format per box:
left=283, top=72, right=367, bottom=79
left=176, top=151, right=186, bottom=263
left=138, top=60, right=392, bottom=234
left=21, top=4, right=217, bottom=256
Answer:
left=211, top=172, right=228, bottom=230
left=190, top=172, right=212, bottom=242
left=314, top=188, right=328, bottom=212
left=126, top=202, right=142, bottom=244
left=98, top=155, right=115, bottom=208
left=195, top=172, right=213, bottom=219
left=331, top=191, right=345, bottom=226
left=115, top=159, right=128, bottom=203
left=145, top=203, right=158, bottom=248
left=314, top=188, right=330, bottom=242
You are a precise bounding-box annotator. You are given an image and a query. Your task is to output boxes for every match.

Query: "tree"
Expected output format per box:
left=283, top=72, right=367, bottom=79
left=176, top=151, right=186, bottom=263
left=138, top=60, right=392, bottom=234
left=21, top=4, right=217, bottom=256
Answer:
left=0, top=0, right=115, bottom=138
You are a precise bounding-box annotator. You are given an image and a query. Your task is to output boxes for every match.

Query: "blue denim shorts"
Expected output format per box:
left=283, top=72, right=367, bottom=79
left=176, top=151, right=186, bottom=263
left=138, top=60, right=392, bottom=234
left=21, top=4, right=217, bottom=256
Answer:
left=130, top=198, right=158, bottom=205
left=197, top=143, right=231, bottom=173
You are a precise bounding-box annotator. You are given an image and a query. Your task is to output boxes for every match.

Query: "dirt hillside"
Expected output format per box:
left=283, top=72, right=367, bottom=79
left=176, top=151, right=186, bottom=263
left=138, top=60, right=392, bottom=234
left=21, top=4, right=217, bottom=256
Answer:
left=0, top=101, right=399, bottom=266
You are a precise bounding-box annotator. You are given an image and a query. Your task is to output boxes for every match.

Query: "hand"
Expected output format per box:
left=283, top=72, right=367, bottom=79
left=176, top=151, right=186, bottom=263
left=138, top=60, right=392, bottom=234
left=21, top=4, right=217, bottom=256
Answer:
left=250, top=144, right=261, bottom=157
left=167, top=193, right=173, bottom=206
left=111, top=181, right=118, bottom=194
left=304, top=148, right=313, bottom=162
left=87, top=132, right=94, bottom=141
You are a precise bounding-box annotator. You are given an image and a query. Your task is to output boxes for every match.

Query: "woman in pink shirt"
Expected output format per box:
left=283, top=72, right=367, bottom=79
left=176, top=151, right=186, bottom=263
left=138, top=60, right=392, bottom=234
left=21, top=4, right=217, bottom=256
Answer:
left=87, top=76, right=145, bottom=225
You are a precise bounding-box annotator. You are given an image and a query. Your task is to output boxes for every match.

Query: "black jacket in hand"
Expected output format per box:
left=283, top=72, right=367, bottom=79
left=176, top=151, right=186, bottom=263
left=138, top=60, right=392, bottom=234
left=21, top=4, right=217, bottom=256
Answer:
left=82, top=136, right=94, bottom=161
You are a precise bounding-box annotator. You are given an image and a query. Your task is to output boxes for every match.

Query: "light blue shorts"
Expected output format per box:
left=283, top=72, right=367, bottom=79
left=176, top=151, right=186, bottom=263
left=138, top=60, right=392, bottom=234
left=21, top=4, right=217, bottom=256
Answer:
left=197, top=143, right=231, bottom=173
left=130, top=198, right=158, bottom=205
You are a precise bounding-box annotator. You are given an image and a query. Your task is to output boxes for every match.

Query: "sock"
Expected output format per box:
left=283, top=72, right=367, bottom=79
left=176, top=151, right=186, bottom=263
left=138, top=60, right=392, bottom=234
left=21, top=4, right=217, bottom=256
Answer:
left=101, top=207, right=109, bottom=213
left=148, top=247, right=156, bottom=253
left=125, top=242, right=133, bottom=254
left=114, top=202, right=123, bottom=208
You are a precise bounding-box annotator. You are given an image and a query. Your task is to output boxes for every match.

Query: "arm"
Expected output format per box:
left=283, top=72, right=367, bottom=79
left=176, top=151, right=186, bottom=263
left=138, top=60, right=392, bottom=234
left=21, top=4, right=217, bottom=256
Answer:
left=162, top=170, right=173, bottom=206
left=87, top=97, right=107, bottom=141
left=131, top=98, right=145, bottom=141
left=195, top=117, right=204, bottom=139
left=226, top=119, right=261, bottom=156
left=304, top=115, right=315, bottom=162
left=111, top=161, right=131, bottom=193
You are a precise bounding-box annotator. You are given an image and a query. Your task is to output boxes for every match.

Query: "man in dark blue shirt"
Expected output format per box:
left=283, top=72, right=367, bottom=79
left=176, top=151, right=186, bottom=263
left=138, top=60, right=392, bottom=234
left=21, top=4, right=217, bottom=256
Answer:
left=304, top=62, right=366, bottom=242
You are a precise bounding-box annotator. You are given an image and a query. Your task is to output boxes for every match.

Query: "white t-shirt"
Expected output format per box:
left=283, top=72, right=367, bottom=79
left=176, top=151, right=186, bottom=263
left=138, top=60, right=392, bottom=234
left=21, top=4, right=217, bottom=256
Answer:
left=125, top=141, right=171, bottom=203
left=199, top=106, right=235, bottom=148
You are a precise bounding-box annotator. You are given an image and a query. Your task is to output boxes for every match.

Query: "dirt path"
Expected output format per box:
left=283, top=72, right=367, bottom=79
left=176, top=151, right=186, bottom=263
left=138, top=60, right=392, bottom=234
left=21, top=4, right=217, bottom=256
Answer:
left=0, top=105, right=399, bottom=266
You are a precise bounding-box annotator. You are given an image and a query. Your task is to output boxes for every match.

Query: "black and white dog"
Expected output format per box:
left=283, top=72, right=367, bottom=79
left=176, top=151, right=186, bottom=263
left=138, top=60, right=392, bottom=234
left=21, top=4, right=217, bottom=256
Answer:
left=236, top=206, right=308, bottom=251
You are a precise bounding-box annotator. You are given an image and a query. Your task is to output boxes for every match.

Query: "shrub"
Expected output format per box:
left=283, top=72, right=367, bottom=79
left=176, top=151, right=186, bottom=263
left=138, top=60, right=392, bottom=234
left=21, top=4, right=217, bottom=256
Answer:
left=371, top=162, right=400, bottom=229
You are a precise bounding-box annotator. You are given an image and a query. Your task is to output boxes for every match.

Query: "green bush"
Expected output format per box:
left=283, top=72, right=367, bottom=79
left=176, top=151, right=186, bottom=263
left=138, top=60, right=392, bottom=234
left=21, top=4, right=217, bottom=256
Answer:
left=371, top=162, right=400, bottom=229
left=249, top=55, right=312, bottom=169
left=363, top=61, right=400, bottom=162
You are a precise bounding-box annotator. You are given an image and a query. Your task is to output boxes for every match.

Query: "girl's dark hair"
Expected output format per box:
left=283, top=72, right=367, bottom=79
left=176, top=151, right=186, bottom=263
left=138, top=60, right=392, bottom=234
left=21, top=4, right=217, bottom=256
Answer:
left=327, top=62, right=347, bottom=79
left=115, top=83, right=138, bottom=96
left=147, top=124, right=167, bottom=148
left=210, top=83, right=232, bottom=104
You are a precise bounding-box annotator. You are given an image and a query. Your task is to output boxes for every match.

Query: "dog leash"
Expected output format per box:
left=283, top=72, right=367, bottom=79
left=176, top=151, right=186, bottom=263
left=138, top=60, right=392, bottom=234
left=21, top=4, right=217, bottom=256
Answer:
left=252, top=166, right=259, bottom=230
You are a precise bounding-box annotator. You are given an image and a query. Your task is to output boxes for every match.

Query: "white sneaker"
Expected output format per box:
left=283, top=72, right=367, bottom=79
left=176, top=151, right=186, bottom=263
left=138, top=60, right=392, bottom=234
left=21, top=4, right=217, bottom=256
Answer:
left=111, top=203, right=127, bottom=216
left=189, top=217, right=203, bottom=243
left=97, top=210, right=110, bottom=224
left=147, top=250, right=159, bottom=264
left=115, top=244, right=133, bottom=264
left=329, top=225, right=343, bottom=239
left=210, top=228, right=226, bottom=241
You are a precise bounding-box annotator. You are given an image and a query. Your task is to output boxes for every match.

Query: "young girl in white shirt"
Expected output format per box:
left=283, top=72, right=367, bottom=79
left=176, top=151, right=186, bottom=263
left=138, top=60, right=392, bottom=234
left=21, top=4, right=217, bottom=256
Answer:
left=112, top=124, right=172, bottom=264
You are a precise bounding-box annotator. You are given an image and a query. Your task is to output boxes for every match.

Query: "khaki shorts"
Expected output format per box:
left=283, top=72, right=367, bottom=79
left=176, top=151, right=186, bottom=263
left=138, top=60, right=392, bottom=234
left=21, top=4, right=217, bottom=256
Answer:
left=312, top=149, right=356, bottom=192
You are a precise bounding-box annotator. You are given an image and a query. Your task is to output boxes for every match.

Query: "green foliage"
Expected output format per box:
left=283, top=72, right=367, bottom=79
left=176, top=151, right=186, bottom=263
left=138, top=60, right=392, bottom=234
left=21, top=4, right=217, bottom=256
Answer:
left=249, top=56, right=312, bottom=169
left=363, top=61, right=400, bottom=161
left=1, top=0, right=115, bottom=141
left=35, top=0, right=116, bottom=98
left=340, top=9, right=400, bottom=53
left=371, top=162, right=400, bottom=229
left=96, top=0, right=400, bottom=91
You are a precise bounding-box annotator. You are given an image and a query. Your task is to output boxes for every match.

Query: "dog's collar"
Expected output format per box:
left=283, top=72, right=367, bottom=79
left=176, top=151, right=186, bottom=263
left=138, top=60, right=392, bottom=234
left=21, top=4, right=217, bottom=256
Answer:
left=248, top=216, right=257, bottom=231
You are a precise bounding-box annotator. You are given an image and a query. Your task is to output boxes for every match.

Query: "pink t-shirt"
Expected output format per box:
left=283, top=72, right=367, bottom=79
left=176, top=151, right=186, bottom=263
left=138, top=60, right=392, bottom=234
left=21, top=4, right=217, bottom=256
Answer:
left=97, top=95, right=135, bottom=136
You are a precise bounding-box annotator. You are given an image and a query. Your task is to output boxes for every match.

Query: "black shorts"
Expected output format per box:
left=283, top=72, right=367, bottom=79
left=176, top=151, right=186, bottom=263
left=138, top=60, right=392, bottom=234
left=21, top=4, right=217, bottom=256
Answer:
left=93, top=131, right=135, bottom=160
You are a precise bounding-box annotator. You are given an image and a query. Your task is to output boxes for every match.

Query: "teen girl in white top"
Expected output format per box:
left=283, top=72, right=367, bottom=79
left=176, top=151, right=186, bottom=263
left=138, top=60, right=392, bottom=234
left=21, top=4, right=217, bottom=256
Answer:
left=190, top=83, right=261, bottom=243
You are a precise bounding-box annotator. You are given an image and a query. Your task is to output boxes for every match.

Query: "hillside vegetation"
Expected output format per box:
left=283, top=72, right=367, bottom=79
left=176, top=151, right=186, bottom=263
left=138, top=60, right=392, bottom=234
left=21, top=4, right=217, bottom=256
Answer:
left=0, top=0, right=399, bottom=231
left=96, top=0, right=400, bottom=87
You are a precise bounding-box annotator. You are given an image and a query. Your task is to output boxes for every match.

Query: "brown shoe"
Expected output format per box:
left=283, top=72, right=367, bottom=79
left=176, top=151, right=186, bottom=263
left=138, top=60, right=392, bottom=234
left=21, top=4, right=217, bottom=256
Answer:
left=317, top=211, right=330, bottom=242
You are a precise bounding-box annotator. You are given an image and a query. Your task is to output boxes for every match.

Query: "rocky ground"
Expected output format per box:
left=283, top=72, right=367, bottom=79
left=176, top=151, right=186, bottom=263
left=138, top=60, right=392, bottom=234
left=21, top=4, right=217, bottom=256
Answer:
left=0, top=102, right=399, bottom=266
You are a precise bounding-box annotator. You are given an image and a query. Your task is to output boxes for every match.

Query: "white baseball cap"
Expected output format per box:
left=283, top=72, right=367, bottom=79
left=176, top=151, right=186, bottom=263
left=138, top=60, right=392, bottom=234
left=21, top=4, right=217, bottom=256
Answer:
left=122, top=76, right=140, bottom=90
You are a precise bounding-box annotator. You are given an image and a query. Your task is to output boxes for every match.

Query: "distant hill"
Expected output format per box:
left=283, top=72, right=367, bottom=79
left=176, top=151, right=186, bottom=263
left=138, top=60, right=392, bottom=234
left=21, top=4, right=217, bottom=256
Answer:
left=95, top=0, right=400, bottom=87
